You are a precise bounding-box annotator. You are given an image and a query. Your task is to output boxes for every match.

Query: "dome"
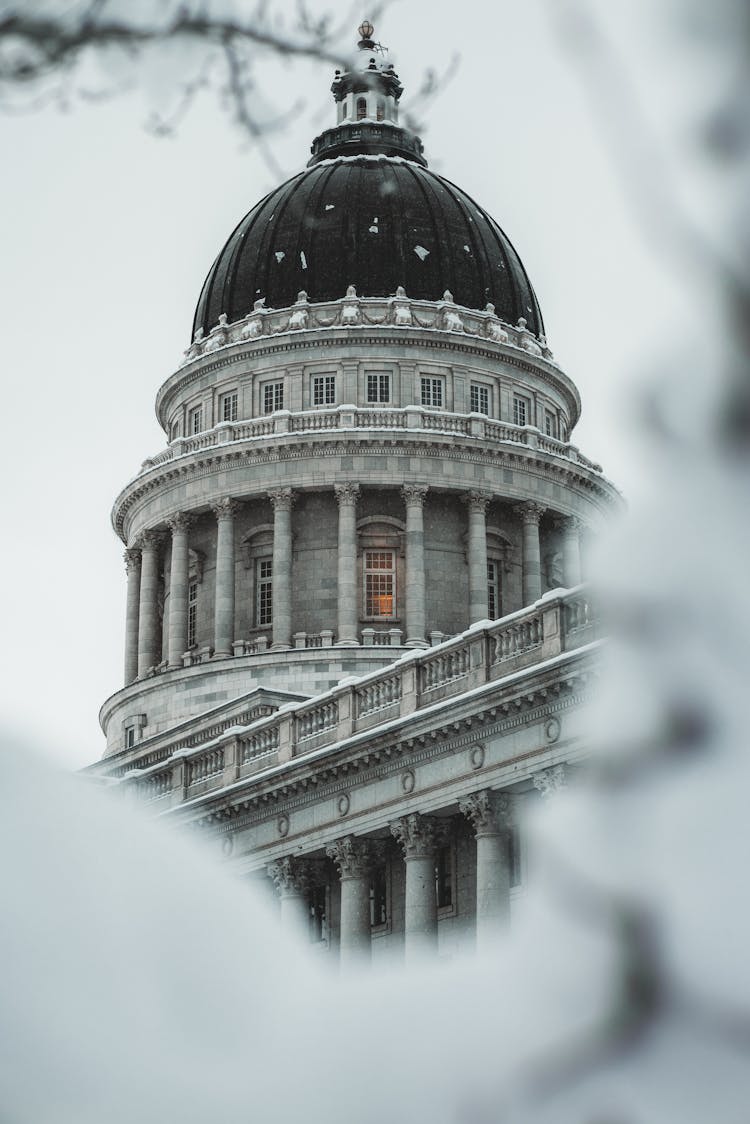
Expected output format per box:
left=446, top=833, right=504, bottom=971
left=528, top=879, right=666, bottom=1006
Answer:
left=192, top=156, right=544, bottom=339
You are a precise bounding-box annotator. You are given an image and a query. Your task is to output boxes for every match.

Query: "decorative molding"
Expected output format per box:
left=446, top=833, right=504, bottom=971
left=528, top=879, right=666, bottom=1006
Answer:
left=124, top=548, right=141, bottom=575
left=465, top=491, right=492, bottom=515
left=211, top=497, right=241, bottom=521
left=391, top=812, right=442, bottom=859
left=166, top=512, right=192, bottom=534
left=135, top=529, right=164, bottom=553
left=401, top=483, right=429, bottom=507
left=334, top=482, right=361, bottom=506
left=520, top=501, right=546, bottom=526
left=532, top=763, right=567, bottom=799
left=267, top=855, right=315, bottom=896
left=268, top=487, right=294, bottom=513
left=459, top=789, right=512, bottom=836
left=326, top=834, right=383, bottom=880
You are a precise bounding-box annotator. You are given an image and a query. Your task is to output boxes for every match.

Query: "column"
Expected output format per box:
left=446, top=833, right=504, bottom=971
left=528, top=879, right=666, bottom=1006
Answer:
left=326, top=835, right=379, bottom=970
left=466, top=492, right=490, bottom=623
left=532, top=764, right=567, bottom=799
left=123, top=547, right=141, bottom=685
left=212, top=498, right=239, bottom=657
left=334, top=483, right=360, bottom=646
left=562, top=517, right=583, bottom=588
left=391, top=812, right=441, bottom=962
left=137, top=530, right=163, bottom=677
left=459, top=789, right=512, bottom=952
left=521, top=502, right=545, bottom=605
left=166, top=513, right=192, bottom=669
left=267, top=857, right=312, bottom=937
left=269, top=488, right=294, bottom=649
left=402, top=484, right=428, bottom=647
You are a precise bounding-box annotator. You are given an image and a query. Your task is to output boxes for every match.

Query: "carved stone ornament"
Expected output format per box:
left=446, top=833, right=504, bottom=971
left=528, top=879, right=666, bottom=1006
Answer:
left=211, top=497, right=241, bottom=521
left=326, top=835, right=381, bottom=880
left=520, top=501, right=545, bottom=526
left=459, top=789, right=512, bottom=836
left=334, top=482, right=360, bottom=507
left=391, top=812, right=441, bottom=859
left=267, top=856, right=313, bottom=897
left=124, top=548, right=142, bottom=575
left=532, top=764, right=567, bottom=799
left=466, top=491, right=491, bottom=515
left=135, top=529, right=164, bottom=554
left=401, top=769, right=416, bottom=794
left=268, top=488, right=294, bottom=512
left=401, top=484, right=429, bottom=508
left=469, top=743, right=486, bottom=771
left=166, top=512, right=192, bottom=534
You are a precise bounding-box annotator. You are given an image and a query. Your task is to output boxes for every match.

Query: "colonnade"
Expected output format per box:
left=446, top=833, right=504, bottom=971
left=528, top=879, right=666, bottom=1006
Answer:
left=122, top=488, right=584, bottom=684
left=267, top=787, right=513, bottom=966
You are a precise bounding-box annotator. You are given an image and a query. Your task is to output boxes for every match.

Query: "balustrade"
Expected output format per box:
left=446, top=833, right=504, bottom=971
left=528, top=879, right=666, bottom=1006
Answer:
left=356, top=673, right=402, bottom=718
left=297, top=701, right=339, bottom=741
left=187, top=747, right=225, bottom=787
left=240, top=724, right=280, bottom=764
left=139, top=769, right=172, bottom=802
left=418, top=644, right=470, bottom=693
left=493, top=613, right=543, bottom=663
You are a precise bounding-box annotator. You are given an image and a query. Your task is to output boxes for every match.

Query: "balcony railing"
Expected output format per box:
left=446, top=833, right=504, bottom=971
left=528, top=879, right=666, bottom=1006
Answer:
left=126, top=587, right=600, bottom=807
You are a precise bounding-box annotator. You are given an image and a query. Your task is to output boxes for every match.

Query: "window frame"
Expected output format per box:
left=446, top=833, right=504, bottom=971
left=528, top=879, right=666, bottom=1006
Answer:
left=312, top=374, right=336, bottom=407
left=220, top=390, right=238, bottom=423
left=420, top=375, right=444, bottom=409
left=262, top=381, right=284, bottom=415
left=435, top=842, right=457, bottom=918
left=512, top=394, right=531, bottom=428
left=470, top=383, right=490, bottom=415
left=369, top=861, right=391, bottom=933
left=366, top=371, right=391, bottom=404
left=363, top=548, right=397, bottom=620
left=255, top=556, right=273, bottom=627
left=356, top=96, right=367, bottom=121
left=544, top=409, right=557, bottom=439
left=188, top=404, right=203, bottom=435
left=187, top=580, right=198, bottom=648
left=487, top=557, right=503, bottom=620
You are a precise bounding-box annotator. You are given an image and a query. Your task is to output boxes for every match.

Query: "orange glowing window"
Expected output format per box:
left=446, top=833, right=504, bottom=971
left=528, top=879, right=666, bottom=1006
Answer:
left=364, top=550, right=395, bottom=618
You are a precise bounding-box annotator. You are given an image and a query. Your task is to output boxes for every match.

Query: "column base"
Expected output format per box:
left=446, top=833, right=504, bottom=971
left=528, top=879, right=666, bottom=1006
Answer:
left=334, top=639, right=360, bottom=648
left=405, top=638, right=430, bottom=649
left=270, top=642, right=292, bottom=652
left=211, top=650, right=232, bottom=660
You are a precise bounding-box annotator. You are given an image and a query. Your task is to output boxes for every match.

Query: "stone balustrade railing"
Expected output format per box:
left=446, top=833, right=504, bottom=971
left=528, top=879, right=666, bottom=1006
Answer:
left=179, top=289, right=557, bottom=369
left=138, top=407, right=602, bottom=478
left=125, top=586, right=600, bottom=807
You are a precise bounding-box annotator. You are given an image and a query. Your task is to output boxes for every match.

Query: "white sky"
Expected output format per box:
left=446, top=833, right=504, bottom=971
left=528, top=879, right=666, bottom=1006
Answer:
left=0, top=0, right=702, bottom=768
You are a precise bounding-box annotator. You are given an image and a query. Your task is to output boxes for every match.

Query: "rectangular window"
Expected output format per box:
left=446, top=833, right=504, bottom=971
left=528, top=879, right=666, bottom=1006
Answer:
left=309, top=885, right=328, bottom=943
left=470, top=384, right=490, bottom=415
left=364, top=550, right=395, bottom=618
left=435, top=845, right=453, bottom=909
left=221, top=391, right=238, bottom=422
left=421, top=376, right=444, bottom=408
left=510, top=825, right=522, bottom=888
left=256, top=557, right=273, bottom=626
left=544, top=410, right=557, bottom=438
left=125, top=726, right=135, bottom=749
left=487, top=559, right=501, bottom=620
left=312, top=375, right=336, bottom=406
left=188, top=405, right=203, bottom=435
left=187, top=581, right=198, bottom=647
left=512, top=395, right=529, bottom=427
left=170, top=420, right=180, bottom=441
left=366, top=372, right=390, bottom=403
left=263, top=382, right=284, bottom=414
left=369, top=865, right=388, bottom=928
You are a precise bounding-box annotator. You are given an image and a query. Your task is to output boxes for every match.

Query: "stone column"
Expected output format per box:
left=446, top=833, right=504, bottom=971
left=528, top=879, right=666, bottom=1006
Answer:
left=562, top=518, right=583, bottom=588
left=459, top=789, right=512, bottom=952
left=334, top=483, right=360, bottom=646
left=391, top=812, right=441, bottom=962
left=466, top=492, right=490, bottom=623
left=267, top=857, right=312, bottom=938
left=520, top=502, right=545, bottom=605
left=123, top=547, right=141, bottom=685
left=269, top=488, right=294, bottom=649
left=326, top=835, right=379, bottom=970
left=136, top=531, right=163, bottom=677
left=402, top=484, right=428, bottom=647
left=212, top=498, right=239, bottom=657
left=533, top=764, right=567, bottom=799
left=166, top=513, right=192, bottom=669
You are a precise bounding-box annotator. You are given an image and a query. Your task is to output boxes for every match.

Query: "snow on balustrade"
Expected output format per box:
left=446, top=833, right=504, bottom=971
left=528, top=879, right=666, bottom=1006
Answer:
left=240, top=724, right=280, bottom=765
left=187, top=748, right=225, bottom=787
left=483, top=420, right=529, bottom=444
left=492, top=612, right=543, bottom=664
left=355, top=408, right=406, bottom=428
left=290, top=411, right=340, bottom=432
left=418, top=643, right=470, bottom=694
left=421, top=412, right=471, bottom=434
left=139, top=769, right=172, bottom=803
left=356, top=673, right=403, bottom=718
left=297, top=701, right=339, bottom=742
left=565, top=593, right=593, bottom=635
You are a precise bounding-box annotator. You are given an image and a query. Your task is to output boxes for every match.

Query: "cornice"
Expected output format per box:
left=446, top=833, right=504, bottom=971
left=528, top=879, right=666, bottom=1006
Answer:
left=112, top=432, right=621, bottom=540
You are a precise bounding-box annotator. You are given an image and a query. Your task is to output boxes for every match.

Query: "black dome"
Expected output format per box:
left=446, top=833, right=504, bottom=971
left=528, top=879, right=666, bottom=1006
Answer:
left=193, top=156, right=544, bottom=339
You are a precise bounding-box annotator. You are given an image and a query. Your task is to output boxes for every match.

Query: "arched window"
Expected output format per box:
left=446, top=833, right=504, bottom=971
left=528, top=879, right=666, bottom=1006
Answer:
left=356, top=97, right=367, bottom=121
left=376, top=98, right=385, bottom=122
left=342, top=101, right=348, bottom=119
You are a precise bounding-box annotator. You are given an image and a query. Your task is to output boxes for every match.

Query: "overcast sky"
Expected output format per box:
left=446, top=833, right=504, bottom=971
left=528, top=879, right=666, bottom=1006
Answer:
left=0, top=0, right=701, bottom=769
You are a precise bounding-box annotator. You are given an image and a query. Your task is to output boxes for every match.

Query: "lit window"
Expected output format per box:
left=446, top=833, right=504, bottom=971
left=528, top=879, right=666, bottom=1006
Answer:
left=187, top=581, right=198, bottom=647
left=364, top=550, right=395, bottom=618
left=356, top=97, right=367, bottom=120
left=487, top=559, right=501, bottom=620
left=313, top=375, right=336, bottom=406
left=263, top=382, right=284, bottom=414
left=435, top=845, right=453, bottom=909
left=470, top=384, right=489, bottom=415
left=221, top=391, right=238, bottom=422
left=369, top=865, right=388, bottom=928
left=512, top=395, right=529, bottom=427
left=125, top=726, right=135, bottom=749
left=366, top=372, right=390, bottom=403
left=421, top=376, right=444, bottom=408
left=544, top=410, right=557, bottom=438
left=256, top=557, right=273, bottom=626
left=188, top=405, right=203, bottom=435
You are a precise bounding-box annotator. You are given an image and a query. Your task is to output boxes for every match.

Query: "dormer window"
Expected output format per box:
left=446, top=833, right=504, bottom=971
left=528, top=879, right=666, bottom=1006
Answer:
left=356, top=97, right=367, bottom=121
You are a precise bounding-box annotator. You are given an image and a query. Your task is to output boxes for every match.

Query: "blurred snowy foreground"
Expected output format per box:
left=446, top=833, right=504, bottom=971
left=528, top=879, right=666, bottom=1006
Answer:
left=3, top=462, right=750, bottom=1124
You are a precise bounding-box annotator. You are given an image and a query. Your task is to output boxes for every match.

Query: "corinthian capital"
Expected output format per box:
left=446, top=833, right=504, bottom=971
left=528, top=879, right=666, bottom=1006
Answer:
left=459, top=789, right=512, bottom=835
left=465, top=491, right=491, bottom=515
left=269, top=488, right=294, bottom=512
left=326, top=835, right=383, bottom=880
left=334, top=483, right=361, bottom=507
left=267, top=856, right=315, bottom=897
left=519, top=501, right=545, bottom=526
left=166, top=512, right=192, bottom=534
left=391, top=813, right=445, bottom=859
left=212, top=497, right=241, bottom=521
left=135, top=529, right=164, bottom=553
left=532, top=764, right=567, bottom=799
left=124, top=548, right=141, bottom=575
left=402, top=484, right=428, bottom=508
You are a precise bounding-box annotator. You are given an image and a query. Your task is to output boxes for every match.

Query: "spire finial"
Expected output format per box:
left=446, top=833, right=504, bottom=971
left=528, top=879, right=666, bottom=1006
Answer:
left=358, top=20, right=375, bottom=50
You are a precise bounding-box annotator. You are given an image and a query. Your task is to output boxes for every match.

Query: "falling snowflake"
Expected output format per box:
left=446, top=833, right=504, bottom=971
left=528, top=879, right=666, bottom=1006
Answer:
left=325, top=204, right=335, bottom=211
left=414, top=245, right=430, bottom=261
left=275, top=252, right=285, bottom=263
left=464, top=245, right=471, bottom=252
left=300, top=251, right=308, bottom=270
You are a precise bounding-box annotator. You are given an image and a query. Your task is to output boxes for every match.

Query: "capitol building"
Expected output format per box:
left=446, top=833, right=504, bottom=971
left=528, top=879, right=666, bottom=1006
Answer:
left=87, top=23, right=619, bottom=967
